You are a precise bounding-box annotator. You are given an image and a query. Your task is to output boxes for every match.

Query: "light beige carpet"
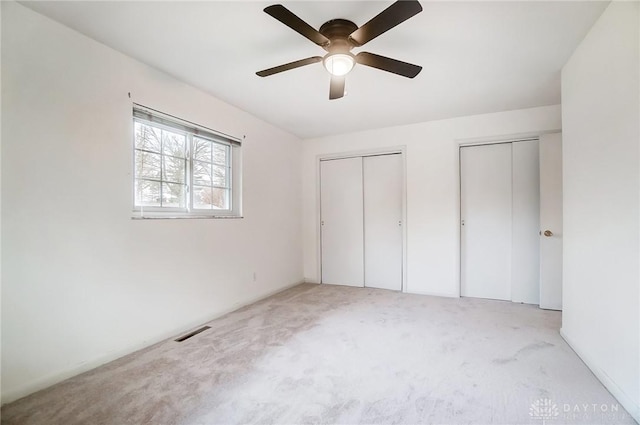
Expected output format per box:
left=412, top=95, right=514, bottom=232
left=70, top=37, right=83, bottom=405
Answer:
left=1, top=283, right=634, bottom=425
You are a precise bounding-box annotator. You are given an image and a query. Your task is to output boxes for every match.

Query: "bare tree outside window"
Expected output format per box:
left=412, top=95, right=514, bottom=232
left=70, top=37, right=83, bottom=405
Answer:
left=192, top=137, right=230, bottom=209
left=134, top=122, right=187, bottom=208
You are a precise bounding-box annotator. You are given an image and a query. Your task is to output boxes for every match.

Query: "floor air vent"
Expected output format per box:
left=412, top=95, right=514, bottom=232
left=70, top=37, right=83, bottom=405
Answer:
left=175, top=326, right=211, bottom=342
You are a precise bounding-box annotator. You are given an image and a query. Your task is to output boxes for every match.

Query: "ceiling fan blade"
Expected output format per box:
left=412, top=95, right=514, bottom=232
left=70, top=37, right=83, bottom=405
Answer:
left=348, top=0, right=422, bottom=47
left=329, top=75, right=345, bottom=100
left=356, top=52, right=422, bottom=78
left=256, top=56, right=323, bottom=77
left=264, top=5, right=330, bottom=47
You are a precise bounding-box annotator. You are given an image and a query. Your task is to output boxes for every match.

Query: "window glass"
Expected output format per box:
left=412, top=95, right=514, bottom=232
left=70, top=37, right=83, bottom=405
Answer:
left=132, top=108, right=240, bottom=217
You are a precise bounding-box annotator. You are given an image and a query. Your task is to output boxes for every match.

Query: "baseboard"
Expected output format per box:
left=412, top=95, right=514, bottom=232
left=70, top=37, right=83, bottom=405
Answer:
left=305, top=282, right=459, bottom=298
left=560, top=328, right=640, bottom=424
left=404, top=288, right=460, bottom=298
left=1, top=280, right=305, bottom=406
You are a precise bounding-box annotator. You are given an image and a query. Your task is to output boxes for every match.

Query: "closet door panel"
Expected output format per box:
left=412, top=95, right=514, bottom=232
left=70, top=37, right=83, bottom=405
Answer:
left=511, top=140, right=540, bottom=304
left=460, top=144, right=512, bottom=301
left=363, top=154, right=403, bottom=291
left=320, top=158, right=364, bottom=287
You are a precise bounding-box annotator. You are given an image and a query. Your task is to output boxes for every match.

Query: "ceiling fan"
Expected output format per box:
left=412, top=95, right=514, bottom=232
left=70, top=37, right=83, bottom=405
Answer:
left=256, top=1, right=423, bottom=100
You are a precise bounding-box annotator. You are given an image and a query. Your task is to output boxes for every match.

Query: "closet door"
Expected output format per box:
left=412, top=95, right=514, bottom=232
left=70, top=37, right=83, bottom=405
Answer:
left=511, top=140, right=540, bottom=304
left=460, top=143, right=513, bottom=300
left=320, top=157, right=364, bottom=287
left=364, top=154, right=403, bottom=291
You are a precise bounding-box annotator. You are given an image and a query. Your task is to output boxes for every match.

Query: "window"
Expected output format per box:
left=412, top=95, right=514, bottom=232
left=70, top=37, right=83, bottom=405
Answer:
left=133, top=105, right=241, bottom=218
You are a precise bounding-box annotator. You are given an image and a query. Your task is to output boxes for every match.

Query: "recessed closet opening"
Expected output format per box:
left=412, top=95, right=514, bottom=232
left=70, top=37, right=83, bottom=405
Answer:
left=459, top=135, right=562, bottom=310
left=318, top=150, right=407, bottom=291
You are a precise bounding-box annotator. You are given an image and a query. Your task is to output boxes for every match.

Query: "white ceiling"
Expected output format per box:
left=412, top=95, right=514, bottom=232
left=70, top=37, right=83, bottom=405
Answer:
left=21, top=1, right=608, bottom=139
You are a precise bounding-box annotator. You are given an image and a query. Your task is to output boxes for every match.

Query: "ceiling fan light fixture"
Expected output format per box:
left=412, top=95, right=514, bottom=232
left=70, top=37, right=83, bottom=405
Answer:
left=323, top=53, right=355, bottom=76
left=257, top=2, right=424, bottom=99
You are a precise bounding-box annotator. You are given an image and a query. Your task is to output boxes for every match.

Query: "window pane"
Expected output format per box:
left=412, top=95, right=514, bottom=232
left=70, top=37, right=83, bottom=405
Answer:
left=212, top=165, right=227, bottom=187
left=212, top=144, right=228, bottom=165
left=135, top=122, right=161, bottom=152
left=162, top=183, right=186, bottom=208
left=193, top=186, right=228, bottom=210
left=135, top=179, right=160, bottom=207
left=162, top=130, right=186, bottom=158
left=193, top=137, right=212, bottom=162
left=163, top=155, right=186, bottom=184
left=135, top=150, right=161, bottom=179
left=193, top=160, right=212, bottom=185
left=133, top=110, right=238, bottom=215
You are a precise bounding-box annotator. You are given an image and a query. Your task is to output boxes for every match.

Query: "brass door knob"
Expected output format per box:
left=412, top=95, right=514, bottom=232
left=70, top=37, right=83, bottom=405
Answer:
left=544, top=230, right=553, bottom=237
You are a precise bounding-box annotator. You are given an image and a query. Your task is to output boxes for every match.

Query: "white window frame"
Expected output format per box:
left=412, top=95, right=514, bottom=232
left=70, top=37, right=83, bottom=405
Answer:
left=132, top=104, right=242, bottom=219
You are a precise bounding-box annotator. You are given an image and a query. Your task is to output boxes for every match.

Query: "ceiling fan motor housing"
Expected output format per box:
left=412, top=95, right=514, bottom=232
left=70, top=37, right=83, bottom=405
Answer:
left=319, top=19, right=358, bottom=54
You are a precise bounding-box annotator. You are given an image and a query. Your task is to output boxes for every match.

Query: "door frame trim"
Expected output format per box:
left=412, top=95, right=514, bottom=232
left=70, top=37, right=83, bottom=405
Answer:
left=316, top=146, right=408, bottom=292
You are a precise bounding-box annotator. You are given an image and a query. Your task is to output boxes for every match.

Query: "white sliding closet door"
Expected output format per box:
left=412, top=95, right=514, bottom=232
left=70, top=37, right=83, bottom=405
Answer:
left=320, top=157, right=364, bottom=287
left=511, top=140, right=540, bottom=304
left=460, top=143, right=513, bottom=301
left=364, top=154, right=403, bottom=291
left=461, top=141, right=541, bottom=303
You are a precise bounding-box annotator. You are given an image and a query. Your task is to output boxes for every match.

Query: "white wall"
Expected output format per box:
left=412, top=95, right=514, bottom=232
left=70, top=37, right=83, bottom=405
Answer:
left=561, top=1, right=640, bottom=421
left=302, top=105, right=561, bottom=297
left=1, top=2, right=303, bottom=403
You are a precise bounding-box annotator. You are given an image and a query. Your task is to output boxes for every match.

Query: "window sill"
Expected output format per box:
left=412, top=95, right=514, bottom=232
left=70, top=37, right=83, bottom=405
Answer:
left=131, top=214, right=243, bottom=220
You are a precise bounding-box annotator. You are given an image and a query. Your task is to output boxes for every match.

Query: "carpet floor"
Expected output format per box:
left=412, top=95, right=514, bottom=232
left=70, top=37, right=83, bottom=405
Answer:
left=1, top=283, right=634, bottom=425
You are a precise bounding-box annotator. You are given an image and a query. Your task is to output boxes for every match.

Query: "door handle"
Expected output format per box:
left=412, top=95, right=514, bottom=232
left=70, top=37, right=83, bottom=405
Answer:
left=543, top=230, right=553, bottom=237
